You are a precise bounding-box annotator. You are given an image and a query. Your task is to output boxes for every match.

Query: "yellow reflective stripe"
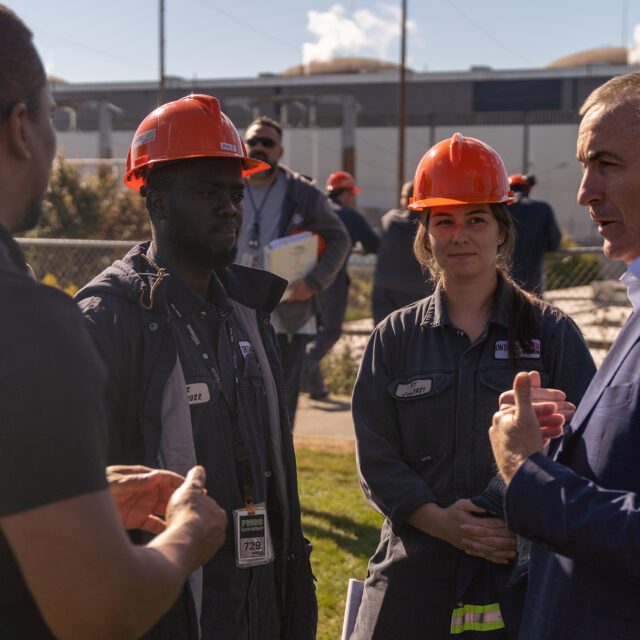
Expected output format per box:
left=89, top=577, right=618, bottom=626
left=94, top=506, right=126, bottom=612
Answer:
left=450, top=603, right=505, bottom=634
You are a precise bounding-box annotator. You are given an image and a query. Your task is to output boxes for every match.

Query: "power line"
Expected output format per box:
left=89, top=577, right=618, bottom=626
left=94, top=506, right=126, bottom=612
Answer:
left=446, top=1, right=535, bottom=66
left=38, top=28, right=155, bottom=71
left=198, top=0, right=300, bottom=53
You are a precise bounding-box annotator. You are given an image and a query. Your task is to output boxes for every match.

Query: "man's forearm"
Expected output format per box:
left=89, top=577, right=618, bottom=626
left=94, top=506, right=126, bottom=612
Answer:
left=506, top=453, right=640, bottom=583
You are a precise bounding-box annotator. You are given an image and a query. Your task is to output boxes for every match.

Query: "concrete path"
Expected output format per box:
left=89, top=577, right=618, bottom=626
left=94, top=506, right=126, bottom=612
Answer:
left=293, top=394, right=355, bottom=452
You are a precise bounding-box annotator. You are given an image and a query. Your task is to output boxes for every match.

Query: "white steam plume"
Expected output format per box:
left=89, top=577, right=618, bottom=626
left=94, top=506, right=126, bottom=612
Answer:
left=303, top=3, right=415, bottom=65
left=629, top=25, right=640, bottom=65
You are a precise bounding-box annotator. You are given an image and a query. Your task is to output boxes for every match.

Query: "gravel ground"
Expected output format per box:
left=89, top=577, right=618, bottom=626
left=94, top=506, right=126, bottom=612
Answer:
left=337, top=282, right=632, bottom=369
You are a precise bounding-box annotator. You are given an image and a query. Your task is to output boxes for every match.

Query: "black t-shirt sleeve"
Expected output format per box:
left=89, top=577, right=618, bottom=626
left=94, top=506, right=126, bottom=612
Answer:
left=0, top=277, right=108, bottom=517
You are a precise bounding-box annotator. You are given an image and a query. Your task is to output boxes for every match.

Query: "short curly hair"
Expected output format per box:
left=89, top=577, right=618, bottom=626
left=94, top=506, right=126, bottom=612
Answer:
left=0, top=5, right=46, bottom=122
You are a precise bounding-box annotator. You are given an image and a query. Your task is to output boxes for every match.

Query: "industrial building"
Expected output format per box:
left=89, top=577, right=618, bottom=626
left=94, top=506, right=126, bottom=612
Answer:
left=50, top=46, right=634, bottom=241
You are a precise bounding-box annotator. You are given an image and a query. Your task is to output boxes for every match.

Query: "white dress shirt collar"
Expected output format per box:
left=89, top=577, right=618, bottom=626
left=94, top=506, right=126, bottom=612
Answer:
left=620, top=257, right=640, bottom=311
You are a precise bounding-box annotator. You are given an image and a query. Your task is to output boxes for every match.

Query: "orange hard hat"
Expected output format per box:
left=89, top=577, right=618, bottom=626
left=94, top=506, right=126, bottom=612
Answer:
left=409, top=132, right=514, bottom=211
left=326, top=170, right=360, bottom=194
left=509, top=173, right=530, bottom=188
left=124, top=94, right=269, bottom=192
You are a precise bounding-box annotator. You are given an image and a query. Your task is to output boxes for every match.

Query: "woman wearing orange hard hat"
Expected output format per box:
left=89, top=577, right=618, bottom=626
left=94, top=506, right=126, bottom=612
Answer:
left=350, top=133, right=596, bottom=639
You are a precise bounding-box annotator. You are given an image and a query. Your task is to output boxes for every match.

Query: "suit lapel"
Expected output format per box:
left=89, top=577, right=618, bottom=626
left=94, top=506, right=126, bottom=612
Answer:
left=562, top=310, right=639, bottom=443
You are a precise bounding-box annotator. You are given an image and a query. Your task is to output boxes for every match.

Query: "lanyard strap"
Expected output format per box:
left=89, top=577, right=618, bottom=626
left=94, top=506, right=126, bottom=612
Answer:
left=169, top=301, right=255, bottom=502
left=246, top=178, right=277, bottom=250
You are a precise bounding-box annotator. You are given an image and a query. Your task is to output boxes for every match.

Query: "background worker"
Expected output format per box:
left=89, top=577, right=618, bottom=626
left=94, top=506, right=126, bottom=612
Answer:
left=303, top=170, right=379, bottom=400
left=372, top=180, right=433, bottom=325
left=236, top=116, right=350, bottom=425
left=351, top=133, right=594, bottom=639
left=507, top=173, right=561, bottom=294
left=0, top=7, right=226, bottom=639
left=77, top=95, right=317, bottom=640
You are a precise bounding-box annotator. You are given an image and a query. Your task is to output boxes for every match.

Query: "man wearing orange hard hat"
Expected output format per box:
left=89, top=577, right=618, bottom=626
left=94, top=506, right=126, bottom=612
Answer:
left=507, top=173, right=561, bottom=295
left=76, top=95, right=317, bottom=640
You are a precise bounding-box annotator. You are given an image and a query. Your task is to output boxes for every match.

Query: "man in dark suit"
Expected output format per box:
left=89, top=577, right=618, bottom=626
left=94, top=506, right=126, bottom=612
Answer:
left=488, top=71, right=640, bottom=640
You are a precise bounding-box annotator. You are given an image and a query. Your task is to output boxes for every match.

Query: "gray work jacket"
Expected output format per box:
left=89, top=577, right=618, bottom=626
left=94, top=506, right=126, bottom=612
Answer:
left=259, top=165, right=351, bottom=334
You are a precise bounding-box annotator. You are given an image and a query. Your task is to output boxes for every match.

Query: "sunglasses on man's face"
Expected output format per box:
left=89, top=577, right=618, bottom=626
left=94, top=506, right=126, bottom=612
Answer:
left=245, top=136, right=277, bottom=149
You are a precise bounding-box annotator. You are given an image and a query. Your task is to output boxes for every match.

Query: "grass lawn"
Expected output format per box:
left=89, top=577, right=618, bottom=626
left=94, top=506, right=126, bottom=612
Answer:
left=296, top=448, right=384, bottom=640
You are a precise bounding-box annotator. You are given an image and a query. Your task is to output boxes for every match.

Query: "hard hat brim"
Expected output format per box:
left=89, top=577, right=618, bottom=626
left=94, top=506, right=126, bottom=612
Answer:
left=124, top=154, right=271, bottom=192
left=409, top=193, right=514, bottom=210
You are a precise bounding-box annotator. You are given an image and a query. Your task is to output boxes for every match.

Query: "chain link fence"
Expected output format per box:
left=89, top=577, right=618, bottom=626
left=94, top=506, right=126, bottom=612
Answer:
left=16, top=238, right=626, bottom=298
left=16, top=238, right=138, bottom=295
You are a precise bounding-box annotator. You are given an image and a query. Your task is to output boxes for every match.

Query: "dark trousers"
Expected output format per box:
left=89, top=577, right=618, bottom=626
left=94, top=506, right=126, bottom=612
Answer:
left=277, top=333, right=312, bottom=429
left=302, top=273, right=349, bottom=397
left=304, top=328, right=341, bottom=396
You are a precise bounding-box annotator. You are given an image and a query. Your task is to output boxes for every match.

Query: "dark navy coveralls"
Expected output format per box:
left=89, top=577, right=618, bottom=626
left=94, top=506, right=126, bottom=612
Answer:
left=351, top=276, right=595, bottom=639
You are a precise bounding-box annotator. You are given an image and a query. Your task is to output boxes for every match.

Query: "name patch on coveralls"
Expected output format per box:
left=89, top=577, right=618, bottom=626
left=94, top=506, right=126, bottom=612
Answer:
left=494, top=339, right=541, bottom=360
left=186, top=383, right=210, bottom=405
left=395, top=378, right=432, bottom=398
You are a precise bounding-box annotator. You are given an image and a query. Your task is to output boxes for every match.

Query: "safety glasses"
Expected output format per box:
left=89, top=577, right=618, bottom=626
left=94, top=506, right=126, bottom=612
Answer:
left=245, top=136, right=277, bottom=149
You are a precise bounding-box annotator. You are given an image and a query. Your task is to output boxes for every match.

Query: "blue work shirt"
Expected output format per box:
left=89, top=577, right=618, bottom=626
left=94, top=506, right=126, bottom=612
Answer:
left=509, top=196, right=561, bottom=294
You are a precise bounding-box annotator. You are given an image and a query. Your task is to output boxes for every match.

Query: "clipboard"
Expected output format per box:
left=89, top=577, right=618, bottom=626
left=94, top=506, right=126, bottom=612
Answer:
left=263, top=232, right=318, bottom=301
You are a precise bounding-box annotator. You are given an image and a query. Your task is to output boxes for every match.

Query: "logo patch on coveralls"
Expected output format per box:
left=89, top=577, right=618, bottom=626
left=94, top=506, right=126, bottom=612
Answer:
left=494, top=339, right=541, bottom=360
left=291, top=213, right=304, bottom=225
left=238, top=341, right=253, bottom=360
left=186, top=383, right=210, bottom=405
left=395, top=378, right=432, bottom=398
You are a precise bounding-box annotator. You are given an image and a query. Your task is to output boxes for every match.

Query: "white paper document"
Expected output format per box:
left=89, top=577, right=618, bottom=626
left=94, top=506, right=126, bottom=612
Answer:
left=263, top=232, right=318, bottom=301
left=341, top=578, right=364, bottom=640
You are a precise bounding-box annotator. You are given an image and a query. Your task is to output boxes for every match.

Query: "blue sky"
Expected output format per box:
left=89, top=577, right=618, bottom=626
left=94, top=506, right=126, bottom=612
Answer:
left=10, top=1, right=640, bottom=83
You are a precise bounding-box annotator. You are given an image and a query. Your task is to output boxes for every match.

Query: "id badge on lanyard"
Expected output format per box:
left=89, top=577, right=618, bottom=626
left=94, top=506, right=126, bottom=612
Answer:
left=233, top=501, right=275, bottom=568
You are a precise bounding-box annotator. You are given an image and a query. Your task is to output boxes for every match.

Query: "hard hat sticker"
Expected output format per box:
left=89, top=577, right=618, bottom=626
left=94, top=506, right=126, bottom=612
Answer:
left=133, top=129, right=156, bottom=149
left=220, top=142, right=238, bottom=153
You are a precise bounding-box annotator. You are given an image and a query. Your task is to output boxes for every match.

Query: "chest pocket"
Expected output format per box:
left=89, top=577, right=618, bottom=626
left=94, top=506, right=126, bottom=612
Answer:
left=236, top=350, right=267, bottom=419
left=478, top=367, right=549, bottom=427
left=388, top=371, right=454, bottom=459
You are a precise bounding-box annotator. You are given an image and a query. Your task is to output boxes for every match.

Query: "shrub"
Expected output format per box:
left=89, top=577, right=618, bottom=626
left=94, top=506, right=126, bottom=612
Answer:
left=321, top=342, right=359, bottom=396
left=31, top=154, right=150, bottom=240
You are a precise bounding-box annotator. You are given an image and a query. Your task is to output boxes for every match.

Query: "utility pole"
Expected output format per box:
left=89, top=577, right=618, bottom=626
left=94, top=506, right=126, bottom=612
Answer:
left=397, top=0, right=407, bottom=198
left=159, top=0, right=166, bottom=105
